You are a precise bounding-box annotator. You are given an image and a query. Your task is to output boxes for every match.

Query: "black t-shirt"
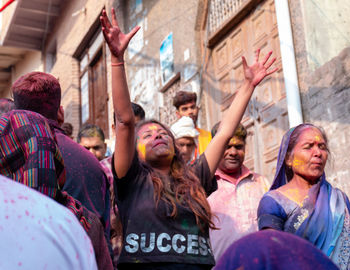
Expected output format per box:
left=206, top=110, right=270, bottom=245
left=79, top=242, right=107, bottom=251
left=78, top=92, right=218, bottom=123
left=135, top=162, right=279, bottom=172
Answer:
left=112, top=153, right=216, bottom=266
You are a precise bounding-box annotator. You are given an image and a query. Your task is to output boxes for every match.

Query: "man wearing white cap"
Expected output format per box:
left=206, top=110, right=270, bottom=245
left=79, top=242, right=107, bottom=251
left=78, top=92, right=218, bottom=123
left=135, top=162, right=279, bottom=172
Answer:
left=170, top=116, right=199, bottom=164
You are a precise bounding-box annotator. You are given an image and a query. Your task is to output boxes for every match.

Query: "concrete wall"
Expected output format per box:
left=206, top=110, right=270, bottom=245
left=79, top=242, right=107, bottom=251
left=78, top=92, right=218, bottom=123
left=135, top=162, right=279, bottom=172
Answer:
left=11, top=51, right=42, bottom=82
left=290, top=0, right=350, bottom=195
left=117, top=0, right=203, bottom=127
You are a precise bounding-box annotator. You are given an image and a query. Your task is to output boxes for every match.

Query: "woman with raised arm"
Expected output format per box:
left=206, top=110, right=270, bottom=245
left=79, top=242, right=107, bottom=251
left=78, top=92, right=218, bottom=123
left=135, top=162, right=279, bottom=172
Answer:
left=101, top=8, right=276, bottom=269
left=257, top=124, right=350, bottom=269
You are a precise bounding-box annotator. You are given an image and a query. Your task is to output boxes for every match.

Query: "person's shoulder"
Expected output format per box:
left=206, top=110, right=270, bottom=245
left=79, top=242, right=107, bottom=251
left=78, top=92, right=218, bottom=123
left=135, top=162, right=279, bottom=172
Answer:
left=56, top=135, right=106, bottom=173
left=100, top=156, right=112, bottom=167
left=251, top=172, right=270, bottom=189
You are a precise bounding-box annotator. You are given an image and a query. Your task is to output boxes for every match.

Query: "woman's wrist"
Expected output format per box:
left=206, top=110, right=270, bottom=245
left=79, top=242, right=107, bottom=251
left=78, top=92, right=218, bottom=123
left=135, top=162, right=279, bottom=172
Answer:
left=111, top=55, right=124, bottom=64
left=242, top=80, right=255, bottom=92
left=111, top=62, right=124, bottom=67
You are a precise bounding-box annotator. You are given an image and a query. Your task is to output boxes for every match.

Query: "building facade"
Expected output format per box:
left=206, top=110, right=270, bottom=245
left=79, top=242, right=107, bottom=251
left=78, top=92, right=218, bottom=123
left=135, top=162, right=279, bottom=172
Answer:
left=1, top=0, right=350, bottom=194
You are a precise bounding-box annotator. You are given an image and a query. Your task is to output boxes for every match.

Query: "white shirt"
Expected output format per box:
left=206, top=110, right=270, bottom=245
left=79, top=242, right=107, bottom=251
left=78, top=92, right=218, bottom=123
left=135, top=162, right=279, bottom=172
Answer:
left=0, top=175, right=98, bottom=270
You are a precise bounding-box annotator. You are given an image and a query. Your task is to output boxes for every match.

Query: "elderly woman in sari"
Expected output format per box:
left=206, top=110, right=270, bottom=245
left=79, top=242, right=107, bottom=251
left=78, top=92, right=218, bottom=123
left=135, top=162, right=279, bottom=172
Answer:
left=257, top=123, right=350, bottom=269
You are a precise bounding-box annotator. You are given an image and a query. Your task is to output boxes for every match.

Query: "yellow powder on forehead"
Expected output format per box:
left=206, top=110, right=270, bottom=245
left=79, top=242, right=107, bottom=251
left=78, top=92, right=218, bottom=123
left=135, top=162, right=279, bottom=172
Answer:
left=315, top=135, right=321, bottom=142
left=229, top=138, right=238, bottom=145
left=148, top=125, right=158, bottom=130
left=137, top=143, right=146, bottom=160
left=229, top=137, right=242, bottom=145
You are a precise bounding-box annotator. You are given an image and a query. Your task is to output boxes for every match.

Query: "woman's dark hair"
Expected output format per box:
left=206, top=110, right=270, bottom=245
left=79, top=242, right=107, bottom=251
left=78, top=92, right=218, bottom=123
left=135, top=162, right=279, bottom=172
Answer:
left=285, top=123, right=329, bottom=181
left=135, top=119, right=215, bottom=231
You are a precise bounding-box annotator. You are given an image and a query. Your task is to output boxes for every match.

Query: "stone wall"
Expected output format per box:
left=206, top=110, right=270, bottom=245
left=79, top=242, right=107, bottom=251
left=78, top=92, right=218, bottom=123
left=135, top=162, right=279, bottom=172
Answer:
left=290, top=0, right=350, bottom=195
left=118, top=0, right=204, bottom=127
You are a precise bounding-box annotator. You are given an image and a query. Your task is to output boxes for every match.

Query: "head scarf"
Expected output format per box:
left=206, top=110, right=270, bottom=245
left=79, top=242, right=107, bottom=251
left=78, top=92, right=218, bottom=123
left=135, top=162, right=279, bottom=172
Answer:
left=270, top=123, right=350, bottom=256
left=0, top=110, right=91, bottom=231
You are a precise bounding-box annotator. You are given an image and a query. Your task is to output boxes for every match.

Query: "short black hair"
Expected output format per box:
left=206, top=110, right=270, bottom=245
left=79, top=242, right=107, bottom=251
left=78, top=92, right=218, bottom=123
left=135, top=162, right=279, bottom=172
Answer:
left=173, top=91, right=197, bottom=109
left=61, top=122, right=73, bottom=136
left=77, top=124, right=105, bottom=143
left=113, top=103, right=145, bottom=125
left=0, top=98, right=15, bottom=116
left=131, top=102, right=145, bottom=120
left=211, top=122, right=247, bottom=142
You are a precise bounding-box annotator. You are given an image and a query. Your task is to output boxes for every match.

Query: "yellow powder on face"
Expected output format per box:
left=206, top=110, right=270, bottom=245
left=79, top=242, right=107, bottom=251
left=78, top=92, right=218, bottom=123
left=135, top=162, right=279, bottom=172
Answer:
left=229, top=137, right=239, bottom=145
left=315, top=135, right=321, bottom=142
left=148, top=125, right=158, bottom=131
left=292, top=158, right=304, bottom=168
left=137, top=143, right=146, bottom=160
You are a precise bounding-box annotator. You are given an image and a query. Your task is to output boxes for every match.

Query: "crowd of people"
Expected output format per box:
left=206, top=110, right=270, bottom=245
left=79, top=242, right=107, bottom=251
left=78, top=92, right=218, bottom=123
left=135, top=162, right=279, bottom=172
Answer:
left=0, top=8, right=349, bottom=270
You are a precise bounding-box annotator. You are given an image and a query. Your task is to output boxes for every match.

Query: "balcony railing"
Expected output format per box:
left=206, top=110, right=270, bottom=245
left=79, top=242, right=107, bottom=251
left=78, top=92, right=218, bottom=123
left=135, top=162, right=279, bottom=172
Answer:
left=208, top=0, right=246, bottom=34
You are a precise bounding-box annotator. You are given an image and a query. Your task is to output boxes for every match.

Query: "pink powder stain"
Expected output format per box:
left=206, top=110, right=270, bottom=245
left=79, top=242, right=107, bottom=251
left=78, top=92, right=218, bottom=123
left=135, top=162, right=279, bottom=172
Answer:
left=25, top=210, right=29, bottom=216
left=18, top=262, right=22, bottom=267
left=4, top=199, right=8, bottom=203
left=65, top=217, right=72, bottom=224
left=10, top=199, right=15, bottom=204
left=5, top=215, right=8, bottom=219
left=253, top=258, right=259, bottom=264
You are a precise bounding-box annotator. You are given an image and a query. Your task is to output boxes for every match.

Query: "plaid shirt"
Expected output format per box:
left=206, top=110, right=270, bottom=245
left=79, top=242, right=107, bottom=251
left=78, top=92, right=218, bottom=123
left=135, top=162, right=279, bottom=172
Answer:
left=101, top=155, right=123, bottom=264
left=0, top=110, right=91, bottom=231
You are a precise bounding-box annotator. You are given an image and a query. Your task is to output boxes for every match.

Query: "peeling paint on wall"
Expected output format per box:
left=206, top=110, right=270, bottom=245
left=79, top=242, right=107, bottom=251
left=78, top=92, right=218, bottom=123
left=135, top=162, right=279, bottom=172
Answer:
left=130, top=65, right=161, bottom=120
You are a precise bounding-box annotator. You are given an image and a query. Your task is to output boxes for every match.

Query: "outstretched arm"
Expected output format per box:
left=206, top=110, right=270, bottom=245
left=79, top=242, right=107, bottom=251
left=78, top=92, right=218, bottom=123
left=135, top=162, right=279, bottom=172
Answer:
left=204, top=49, right=277, bottom=177
left=100, top=8, right=140, bottom=178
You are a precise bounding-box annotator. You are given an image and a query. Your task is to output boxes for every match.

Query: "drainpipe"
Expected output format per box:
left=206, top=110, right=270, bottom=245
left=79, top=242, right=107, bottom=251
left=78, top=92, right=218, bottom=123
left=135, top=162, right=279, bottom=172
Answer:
left=274, top=0, right=303, bottom=127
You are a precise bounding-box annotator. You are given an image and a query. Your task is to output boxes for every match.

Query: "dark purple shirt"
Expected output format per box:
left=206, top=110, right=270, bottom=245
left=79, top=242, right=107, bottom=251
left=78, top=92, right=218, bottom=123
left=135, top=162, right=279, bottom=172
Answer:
left=48, top=120, right=110, bottom=229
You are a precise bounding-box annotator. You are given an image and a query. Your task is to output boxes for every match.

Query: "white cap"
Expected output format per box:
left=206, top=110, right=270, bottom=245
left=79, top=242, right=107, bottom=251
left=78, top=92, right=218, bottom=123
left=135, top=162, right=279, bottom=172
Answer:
left=170, top=116, right=199, bottom=140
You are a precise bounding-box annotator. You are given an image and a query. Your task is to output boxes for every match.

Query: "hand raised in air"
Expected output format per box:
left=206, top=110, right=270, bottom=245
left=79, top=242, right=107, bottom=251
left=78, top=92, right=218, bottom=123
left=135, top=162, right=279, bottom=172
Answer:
left=100, top=8, right=140, bottom=60
left=242, top=49, right=278, bottom=87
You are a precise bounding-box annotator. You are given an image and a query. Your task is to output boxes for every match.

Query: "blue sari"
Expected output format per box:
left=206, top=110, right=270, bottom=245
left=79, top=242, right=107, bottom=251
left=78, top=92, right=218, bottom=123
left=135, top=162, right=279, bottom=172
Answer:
left=258, top=124, right=350, bottom=268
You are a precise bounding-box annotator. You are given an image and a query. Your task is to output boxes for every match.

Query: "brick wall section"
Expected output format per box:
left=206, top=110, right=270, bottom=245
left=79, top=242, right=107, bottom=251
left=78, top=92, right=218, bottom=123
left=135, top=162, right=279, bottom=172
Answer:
left=46, top=0, right=112, bottom=139
left=289, top=0, right=350, bottom=195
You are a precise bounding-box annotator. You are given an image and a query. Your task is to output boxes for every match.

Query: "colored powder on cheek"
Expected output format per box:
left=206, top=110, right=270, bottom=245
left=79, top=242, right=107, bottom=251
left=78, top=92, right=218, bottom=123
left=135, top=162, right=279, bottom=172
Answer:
left=292, top=159, right=304, bottom=169
left=137, top=143, right=146, bottom=159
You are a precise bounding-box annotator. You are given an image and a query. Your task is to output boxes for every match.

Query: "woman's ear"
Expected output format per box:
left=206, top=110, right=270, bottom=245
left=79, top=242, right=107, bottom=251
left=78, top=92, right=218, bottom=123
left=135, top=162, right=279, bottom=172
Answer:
left=285, top=154, right=293, bottom=168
